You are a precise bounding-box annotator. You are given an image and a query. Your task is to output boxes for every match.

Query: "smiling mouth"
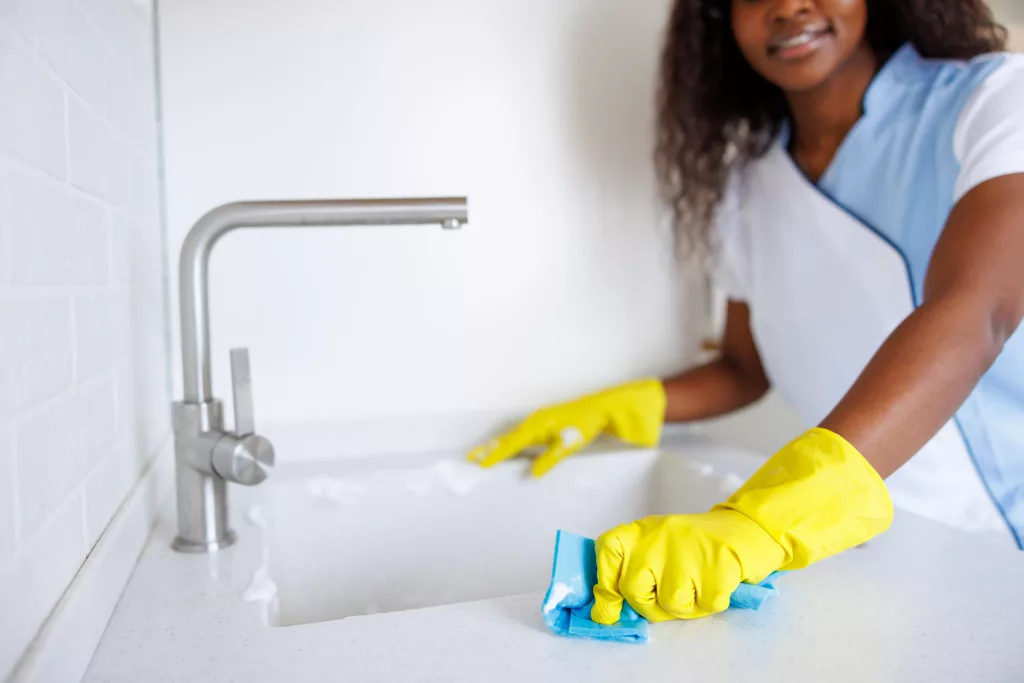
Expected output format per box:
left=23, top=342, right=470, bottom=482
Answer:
left=768, top=25, right=834, bottom=59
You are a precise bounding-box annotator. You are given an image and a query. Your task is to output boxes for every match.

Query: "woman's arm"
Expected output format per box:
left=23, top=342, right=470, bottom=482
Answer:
left=820, top=174, right=1024, bottom=478
left=663, top=300, right=771, bottom=422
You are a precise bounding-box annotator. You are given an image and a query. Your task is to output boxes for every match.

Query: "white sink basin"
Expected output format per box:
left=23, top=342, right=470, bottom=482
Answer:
left=259, top=437, right=763, bottom=627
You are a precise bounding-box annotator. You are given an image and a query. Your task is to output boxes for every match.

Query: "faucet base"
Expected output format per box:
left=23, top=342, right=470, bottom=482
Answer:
left=172, top=451, right=234, bottom=554
left=172, top=531, right=238, bottom=553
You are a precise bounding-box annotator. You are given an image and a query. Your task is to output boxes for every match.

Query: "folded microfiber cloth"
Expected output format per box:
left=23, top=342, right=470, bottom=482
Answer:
left=541, top=529, right=782, bottom=643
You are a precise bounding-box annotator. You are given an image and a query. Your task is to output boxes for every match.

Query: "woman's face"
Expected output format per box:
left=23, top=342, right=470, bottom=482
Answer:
left=731, top=0, right=870, bottom=93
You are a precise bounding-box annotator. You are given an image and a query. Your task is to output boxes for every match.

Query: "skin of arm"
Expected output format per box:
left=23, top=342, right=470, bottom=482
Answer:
left=820, top=173, right=1024, bottom=478
left=662, top=300, right=771, bottom=423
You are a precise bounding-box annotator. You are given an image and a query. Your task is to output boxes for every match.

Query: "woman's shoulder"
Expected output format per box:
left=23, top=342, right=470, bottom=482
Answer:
left=953, top=50, right=1024, bottom=130
left=956, top=50, right=1024, bottom=96
left=866, top=44, right=1015, bottom=112
left=858, top=46, right=1024, bottom=174
left=904, top=46, right=1024, bottom=107
left=951, top=52, right=1024, bottom=200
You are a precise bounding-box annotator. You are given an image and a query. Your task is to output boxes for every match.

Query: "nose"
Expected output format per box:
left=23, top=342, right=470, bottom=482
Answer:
left=770, top=0, right=815, bottom=23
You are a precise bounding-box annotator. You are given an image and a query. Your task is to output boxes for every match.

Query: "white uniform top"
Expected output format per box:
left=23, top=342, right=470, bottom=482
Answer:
left=713, top=45, right=1024, bottom=548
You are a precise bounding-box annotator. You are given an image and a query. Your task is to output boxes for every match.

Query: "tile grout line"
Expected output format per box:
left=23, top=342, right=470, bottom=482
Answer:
left=8, top=426, right=22, bottom=557
left=0, top=20, right=141, bottom=160
left=3, top=153, right=114, bottom=212
left=7, top=363, right=121, bottom=438
left=0, top=24, right=71, bottom=184
left=69, top=293, right=80, bottom=387
left=12, top=365, right=123, bottom=551
left=0, top=283, right=123, bottom=298
left=65, top=80, right=150, bottom=163
left=106, top=205, right=116, bottom=284
left=0, top=164, right=9, bottom=287
left=78, top=486, right=89, bottom=558
left=63, top=91, right=73, bottom=183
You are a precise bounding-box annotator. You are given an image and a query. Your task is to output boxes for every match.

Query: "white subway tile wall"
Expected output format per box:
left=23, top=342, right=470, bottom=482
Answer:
left=0, top=34, right=67, bottom=180
left=8, top=174, right=111, bottom=286
left=0, top=0, right=169, bottom=678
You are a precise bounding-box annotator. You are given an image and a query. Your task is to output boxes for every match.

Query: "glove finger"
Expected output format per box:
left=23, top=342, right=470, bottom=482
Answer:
left=466, top=425, right=538, bottom=468
left=653, top=532, right=741, bottom=620
left=654, top=571, right=698, bottom=620
left=592, top=520, right=651, bottom=624
left=530, top=440, right=580, bottom=478
left=591, top=526, right=628, bottom=625
left=693, top=554, right=742, bottom=617
left=530, top=418, right=602, bottom=477
left=620, top=566, right=678, bottom=623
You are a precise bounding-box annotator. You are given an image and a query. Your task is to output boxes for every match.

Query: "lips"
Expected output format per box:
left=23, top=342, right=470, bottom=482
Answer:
left=768, top=24, right=834, bottom=57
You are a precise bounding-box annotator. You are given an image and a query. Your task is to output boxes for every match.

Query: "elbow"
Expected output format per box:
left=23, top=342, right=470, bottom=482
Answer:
left=929, top=284, right=1022, bottom=369
left=746, top=370, right=771, bottom=401
left=964, top=296, right=1022, bottom=375
left=720, top=351, right=770, bottom=403
left=989, top=300, right=1024, bottom=358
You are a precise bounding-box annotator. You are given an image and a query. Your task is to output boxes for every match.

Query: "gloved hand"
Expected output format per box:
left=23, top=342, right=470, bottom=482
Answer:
left=466, top=379, right=666, bottom=477
left=591, top=427, right=893, bottom=624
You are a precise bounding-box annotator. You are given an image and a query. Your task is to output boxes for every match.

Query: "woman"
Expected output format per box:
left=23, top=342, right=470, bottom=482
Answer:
left=469, top=0, right=1024, bottom=624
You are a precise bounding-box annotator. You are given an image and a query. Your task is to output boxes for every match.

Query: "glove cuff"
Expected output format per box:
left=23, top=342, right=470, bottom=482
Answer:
left=713, top=428, right=893, bottom=570
left=602, top=378, right=667, bottom=447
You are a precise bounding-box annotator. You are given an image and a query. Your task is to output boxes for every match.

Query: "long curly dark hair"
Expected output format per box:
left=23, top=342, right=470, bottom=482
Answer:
left=657, top=0, right=1008, bottom=257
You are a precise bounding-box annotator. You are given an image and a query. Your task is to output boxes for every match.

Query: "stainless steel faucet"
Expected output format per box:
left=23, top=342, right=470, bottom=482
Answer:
left=171, top=197, right=468, bottom=552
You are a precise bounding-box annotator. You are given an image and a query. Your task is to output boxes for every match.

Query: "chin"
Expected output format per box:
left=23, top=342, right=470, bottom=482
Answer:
left=768, top=66, right=842, bottom=92
left=756, top=53, right=848, bottom=93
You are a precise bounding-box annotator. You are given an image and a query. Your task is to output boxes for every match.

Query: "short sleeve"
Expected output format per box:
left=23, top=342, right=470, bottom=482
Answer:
left=710, top=171, right=750, bottom=302
left=953, top=55, right=1024, bottom=203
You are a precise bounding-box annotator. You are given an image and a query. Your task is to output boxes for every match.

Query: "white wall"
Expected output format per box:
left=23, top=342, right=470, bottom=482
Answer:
left=991, top=0, right=1024, bottom=50
left=0, top=0, right=169, bottom=678
left=158, top=0, right=701, bottom=456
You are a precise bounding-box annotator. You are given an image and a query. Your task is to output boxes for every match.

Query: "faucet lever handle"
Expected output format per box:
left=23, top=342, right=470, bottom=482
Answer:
left=229, top=347, right=255, bottom=435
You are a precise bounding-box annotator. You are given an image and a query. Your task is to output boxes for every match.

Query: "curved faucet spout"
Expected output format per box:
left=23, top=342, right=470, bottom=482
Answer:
left=178, top=197, right=468, bottom=403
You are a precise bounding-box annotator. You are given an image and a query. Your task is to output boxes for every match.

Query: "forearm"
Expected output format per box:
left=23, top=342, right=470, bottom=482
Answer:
left=820, top=293, right=1006, bottom=479
left=662, top=356, right=769, bottom=423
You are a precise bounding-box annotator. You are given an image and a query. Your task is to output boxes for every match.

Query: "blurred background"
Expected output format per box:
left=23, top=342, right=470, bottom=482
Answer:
left=156, top=0, right=1024, bottom=459
left=995, top=0, right=1024, bottom=49
left=1, top=1, right=1022, bottom=678
left=158, top=0, right=696, bottom=459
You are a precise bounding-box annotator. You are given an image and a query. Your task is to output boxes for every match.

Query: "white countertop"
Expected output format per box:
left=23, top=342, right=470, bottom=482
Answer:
left=84, top=440, right=1024, bottom=683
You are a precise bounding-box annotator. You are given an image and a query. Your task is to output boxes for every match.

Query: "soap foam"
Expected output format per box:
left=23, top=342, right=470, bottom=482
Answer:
left=543, top=582, right=574, bottom=614
left=246, top=505, right=268, bottom=528
left=688, top=461, right=715, bottom=477
left=242, top=566, right=278, bottom=604
left=559, top=426, right=584, bottom=448
left=306, top=476, right=367, bottom=504
left=433, top=459, right=487, bottom=495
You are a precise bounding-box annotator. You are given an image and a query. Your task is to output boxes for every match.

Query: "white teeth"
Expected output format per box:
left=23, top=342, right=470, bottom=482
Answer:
left=777, top=32, right=819, bottom=49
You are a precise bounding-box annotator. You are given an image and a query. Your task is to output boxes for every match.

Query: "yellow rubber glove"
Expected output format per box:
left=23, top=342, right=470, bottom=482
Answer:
left=466, top=379, right=666, bottom=477
left=591, top=427, right=893, bottom=624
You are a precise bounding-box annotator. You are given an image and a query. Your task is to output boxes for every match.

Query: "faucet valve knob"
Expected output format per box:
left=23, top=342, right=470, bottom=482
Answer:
left=212, top=433, right=274, bottom=485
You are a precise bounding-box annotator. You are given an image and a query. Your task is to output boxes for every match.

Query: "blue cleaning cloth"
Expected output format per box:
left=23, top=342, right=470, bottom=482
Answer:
left=541, top=529, right=782, bottom=643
